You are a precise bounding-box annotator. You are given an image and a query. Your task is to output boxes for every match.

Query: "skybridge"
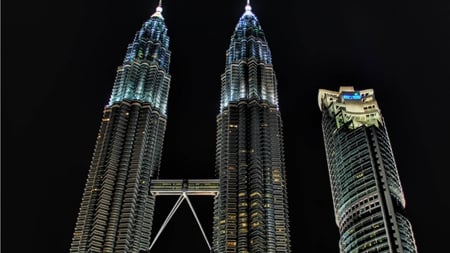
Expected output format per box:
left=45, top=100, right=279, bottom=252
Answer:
left=150, top=179, right=219, bottom=196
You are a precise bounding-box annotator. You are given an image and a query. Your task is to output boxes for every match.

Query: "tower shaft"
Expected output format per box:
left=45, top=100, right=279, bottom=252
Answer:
left=70, top=6, right=170, bottom=253
left=213, top=5, right=291, bottom=252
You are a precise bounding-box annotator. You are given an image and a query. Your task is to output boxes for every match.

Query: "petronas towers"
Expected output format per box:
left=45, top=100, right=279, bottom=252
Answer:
left=70, top=2, right=290, bottom=253
left=70, top=1, right=417, bottom=253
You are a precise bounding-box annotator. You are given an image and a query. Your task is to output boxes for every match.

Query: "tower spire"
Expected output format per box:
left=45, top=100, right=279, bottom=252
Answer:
left=152, top=0, right=164, bottom=18
left=245, top=0, right=252, bottom=12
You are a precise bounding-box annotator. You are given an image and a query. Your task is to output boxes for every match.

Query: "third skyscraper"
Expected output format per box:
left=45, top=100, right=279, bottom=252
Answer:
left=318, top=86, right=418, bottom=252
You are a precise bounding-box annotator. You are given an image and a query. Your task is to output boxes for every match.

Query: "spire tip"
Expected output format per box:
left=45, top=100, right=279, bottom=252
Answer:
left=245, top=0, right=252, bottom=12
left=157, top=0, right=163, bottom=12
left=151, top=0, right=163, bottom=18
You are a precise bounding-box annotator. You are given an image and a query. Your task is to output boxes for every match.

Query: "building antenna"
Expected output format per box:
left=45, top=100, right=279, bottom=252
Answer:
left=152, top=0, right=163, bottom=17
left=157, top=0, right=162, bottom=12
left=246, top=0, right=252, bottom=12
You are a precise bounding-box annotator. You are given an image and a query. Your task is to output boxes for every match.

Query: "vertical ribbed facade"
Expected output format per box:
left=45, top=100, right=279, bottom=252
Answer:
left=318, top=87, right=418, bottom=253
left=70, top=8, right=170, bottom=253
left=213, top=5, right=291, bottom=253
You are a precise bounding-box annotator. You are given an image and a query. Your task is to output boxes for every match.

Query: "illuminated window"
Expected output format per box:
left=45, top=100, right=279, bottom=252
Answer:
left=251, top=222, right=260, bottom=227
left=227, top=241, right=237, bottom=247
left=250, top=192, right=262, bottom=198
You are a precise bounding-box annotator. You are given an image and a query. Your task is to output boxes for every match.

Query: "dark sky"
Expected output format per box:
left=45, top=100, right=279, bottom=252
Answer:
left=3, top=0, right=450, bottom=252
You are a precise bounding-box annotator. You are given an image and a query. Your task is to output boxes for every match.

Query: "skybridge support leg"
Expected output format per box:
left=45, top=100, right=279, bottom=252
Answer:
left=147, top=189, right=215, bottom=252
left=148, top=194, right=184, bottom=251
left=183, top=192, right=212, bottom=251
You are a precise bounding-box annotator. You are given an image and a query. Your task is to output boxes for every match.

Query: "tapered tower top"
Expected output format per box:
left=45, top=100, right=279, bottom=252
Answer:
left=227, top=1, right=270, bottom=64
left=108, top=0, right=171, bottom=112
left=220, top=0, right=278, bottom=109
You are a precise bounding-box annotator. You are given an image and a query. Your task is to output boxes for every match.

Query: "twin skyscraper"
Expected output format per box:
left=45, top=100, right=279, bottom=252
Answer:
left=70, top=2, right=418, bottom=252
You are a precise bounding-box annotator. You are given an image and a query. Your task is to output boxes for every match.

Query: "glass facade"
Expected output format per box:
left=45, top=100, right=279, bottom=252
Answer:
left=213, top=4, right=291, bottom=252
left=70, top=6, right=170, bottom=253
left=318, top=86, right=418, bottom=253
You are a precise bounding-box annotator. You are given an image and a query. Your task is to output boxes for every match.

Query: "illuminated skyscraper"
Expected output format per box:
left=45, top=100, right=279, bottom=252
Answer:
left=70, top=4, right=171, bottom=253
left=318, top=86, right=418, bottom=253
left=213, top=2, right=291, bottom=252
left=70, top=1, right=292, bottom=252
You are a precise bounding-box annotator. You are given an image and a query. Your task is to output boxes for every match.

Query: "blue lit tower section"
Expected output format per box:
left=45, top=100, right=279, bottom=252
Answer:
left=318, top=87, right=418, bottom=253
left=70, top=5, right=170, bottom=253
left=213, top=3, right=291, bottom=252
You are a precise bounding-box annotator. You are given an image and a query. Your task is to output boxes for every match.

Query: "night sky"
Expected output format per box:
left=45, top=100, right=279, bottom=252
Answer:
left=3, top=0, right=450, bottom=252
